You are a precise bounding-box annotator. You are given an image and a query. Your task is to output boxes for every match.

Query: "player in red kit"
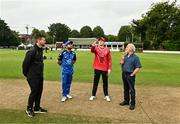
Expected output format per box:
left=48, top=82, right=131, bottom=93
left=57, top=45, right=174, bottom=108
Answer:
left=89, top=37, right=112, bottom=102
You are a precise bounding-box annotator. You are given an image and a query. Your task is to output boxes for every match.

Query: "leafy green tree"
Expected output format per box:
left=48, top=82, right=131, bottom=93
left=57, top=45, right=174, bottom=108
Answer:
left=92, top=26, right=104, bottom=38
left=11, top=31, right=21, bottom=46
left=48, top=23, right=71, bottom=43
left=45, top=32, right=53, bottom=44
left=132, top=18, right=151, bottom=49
left=31, top=28, right=41, bottom=38
left=31, top=28, right=53, bottom=44
left=132, top=1, right=180, bottom=50
left=106, top=35, right=118, bottom=42
left=0, top=18, right=20, bottom=46
left=69, top=29, right=80, bottom=38
left=80, top=26, right=93, bottom=38
left=117, top=25, right=132, bottom=42
left=0, top=19, right=11, bottom=46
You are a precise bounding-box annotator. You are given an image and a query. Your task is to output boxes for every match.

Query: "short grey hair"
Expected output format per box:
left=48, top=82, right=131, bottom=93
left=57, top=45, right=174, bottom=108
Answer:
left=127, top=43, right=136, bottom=52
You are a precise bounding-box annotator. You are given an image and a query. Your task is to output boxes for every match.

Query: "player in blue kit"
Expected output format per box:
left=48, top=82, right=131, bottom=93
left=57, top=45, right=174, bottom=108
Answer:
left=57, top=40, right=76, bottom=102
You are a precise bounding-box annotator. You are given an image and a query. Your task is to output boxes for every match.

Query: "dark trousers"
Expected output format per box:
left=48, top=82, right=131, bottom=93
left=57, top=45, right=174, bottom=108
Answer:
left=27, top=77, right=43, bottom=110
left=122, top=72, right=136, bottom=105
left=92, top=69, right=108, bottom=96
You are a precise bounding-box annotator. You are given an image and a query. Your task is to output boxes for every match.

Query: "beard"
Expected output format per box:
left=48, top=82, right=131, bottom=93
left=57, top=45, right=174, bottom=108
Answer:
left=40, top=42, right=46, bottom=47
left=41, top=44, right=45, bottom=47
left=67, top=47, right=72, bottom=50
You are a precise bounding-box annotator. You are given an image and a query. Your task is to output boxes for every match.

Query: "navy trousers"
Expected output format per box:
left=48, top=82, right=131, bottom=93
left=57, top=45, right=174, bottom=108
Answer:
left=122, top=72, right=136, bottom=105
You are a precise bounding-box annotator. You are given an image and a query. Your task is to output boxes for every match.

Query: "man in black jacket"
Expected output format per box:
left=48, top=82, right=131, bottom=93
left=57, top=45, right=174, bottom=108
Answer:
left=22, top=35, right=47, bottom=117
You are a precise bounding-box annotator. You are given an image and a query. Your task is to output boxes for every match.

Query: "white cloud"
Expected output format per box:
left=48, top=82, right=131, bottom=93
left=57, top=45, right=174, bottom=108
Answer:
left=1, top=0, right=179, bottom=35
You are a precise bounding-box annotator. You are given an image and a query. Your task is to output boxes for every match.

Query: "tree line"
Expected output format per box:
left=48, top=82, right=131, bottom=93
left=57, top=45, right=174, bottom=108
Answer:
left=0, top=1, right=179, bottom=50
left=132, top=1, right=180, bottom=50
left=0, top=19, right=21, bottom=46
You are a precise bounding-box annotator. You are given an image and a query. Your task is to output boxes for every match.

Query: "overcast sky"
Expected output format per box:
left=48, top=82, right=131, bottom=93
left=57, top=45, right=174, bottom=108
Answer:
left=0, top=0, right=179, bottom=35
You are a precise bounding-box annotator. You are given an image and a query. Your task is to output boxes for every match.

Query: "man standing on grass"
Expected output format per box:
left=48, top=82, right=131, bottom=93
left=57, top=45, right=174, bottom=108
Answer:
left=57, top=40, right=76, bottom=102
left=119, top=43, right=142, bottom=110
left=22, top=34, right=47, bottom=117
left=89, top=37, right=112, bottom=102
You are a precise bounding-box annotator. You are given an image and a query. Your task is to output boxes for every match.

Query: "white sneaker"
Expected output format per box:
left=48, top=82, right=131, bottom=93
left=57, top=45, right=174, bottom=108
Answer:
left=104, top=96, right=111, bottom=102
left=89, top=96, right=96, bottom=101
left=61, top=96, right=67, bottom=102
left=66, top=94, right=72, bottom=99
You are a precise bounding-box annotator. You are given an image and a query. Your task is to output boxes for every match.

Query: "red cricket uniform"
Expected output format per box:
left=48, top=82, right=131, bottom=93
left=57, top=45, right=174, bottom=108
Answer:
left=91, top=46, right=112, bottom=71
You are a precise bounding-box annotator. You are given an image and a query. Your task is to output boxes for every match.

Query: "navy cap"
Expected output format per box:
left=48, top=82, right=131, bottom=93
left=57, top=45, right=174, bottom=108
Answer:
left=64, top=40, right=73, bottom=46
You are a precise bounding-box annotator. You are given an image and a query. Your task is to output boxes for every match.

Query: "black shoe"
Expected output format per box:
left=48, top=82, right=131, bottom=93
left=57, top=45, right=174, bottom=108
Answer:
left=119, top=101, right=129, bottom=106
left=129, top=105, right=135, bottom=110
left=26, top=109, right=35, bottom=117
left=34, top=107, right=47, bottom=113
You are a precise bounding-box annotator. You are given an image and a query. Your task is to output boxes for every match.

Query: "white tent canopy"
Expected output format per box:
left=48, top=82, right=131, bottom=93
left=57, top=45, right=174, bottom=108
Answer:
left=27, top=43, right=33, bottom=47
left=18, top=43, right=26, bottom=47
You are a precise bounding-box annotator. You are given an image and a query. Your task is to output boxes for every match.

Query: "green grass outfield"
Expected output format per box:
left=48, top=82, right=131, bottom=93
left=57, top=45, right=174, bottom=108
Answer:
left=0, top=109, right=111, bottom=123
left=0, top=49, right=180, bottom=87
left=0, top=50, right=180, bottom=123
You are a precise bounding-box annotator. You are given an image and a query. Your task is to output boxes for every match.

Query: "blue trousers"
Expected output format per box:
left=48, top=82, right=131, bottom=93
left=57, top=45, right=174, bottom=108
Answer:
left=62, top=73, right=73, bottom=96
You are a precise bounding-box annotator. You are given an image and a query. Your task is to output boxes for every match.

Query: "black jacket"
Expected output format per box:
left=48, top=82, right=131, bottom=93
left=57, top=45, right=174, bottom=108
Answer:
left=22, top=44, right=44, bottom=78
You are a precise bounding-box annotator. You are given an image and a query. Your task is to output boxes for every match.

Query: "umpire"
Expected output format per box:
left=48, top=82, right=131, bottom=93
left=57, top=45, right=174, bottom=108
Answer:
left=22, top=34, right=47, bottom=117
left=119, top=43, right=142, bottom=110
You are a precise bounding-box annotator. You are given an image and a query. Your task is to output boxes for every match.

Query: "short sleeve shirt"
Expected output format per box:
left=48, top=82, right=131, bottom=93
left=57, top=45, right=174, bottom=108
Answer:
left=122, top=53, right=142, bottom=73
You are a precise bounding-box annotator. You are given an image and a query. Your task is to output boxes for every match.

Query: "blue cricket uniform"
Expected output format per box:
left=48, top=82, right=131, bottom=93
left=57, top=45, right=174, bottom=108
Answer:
left=58, top=50, right=76, bottom=97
